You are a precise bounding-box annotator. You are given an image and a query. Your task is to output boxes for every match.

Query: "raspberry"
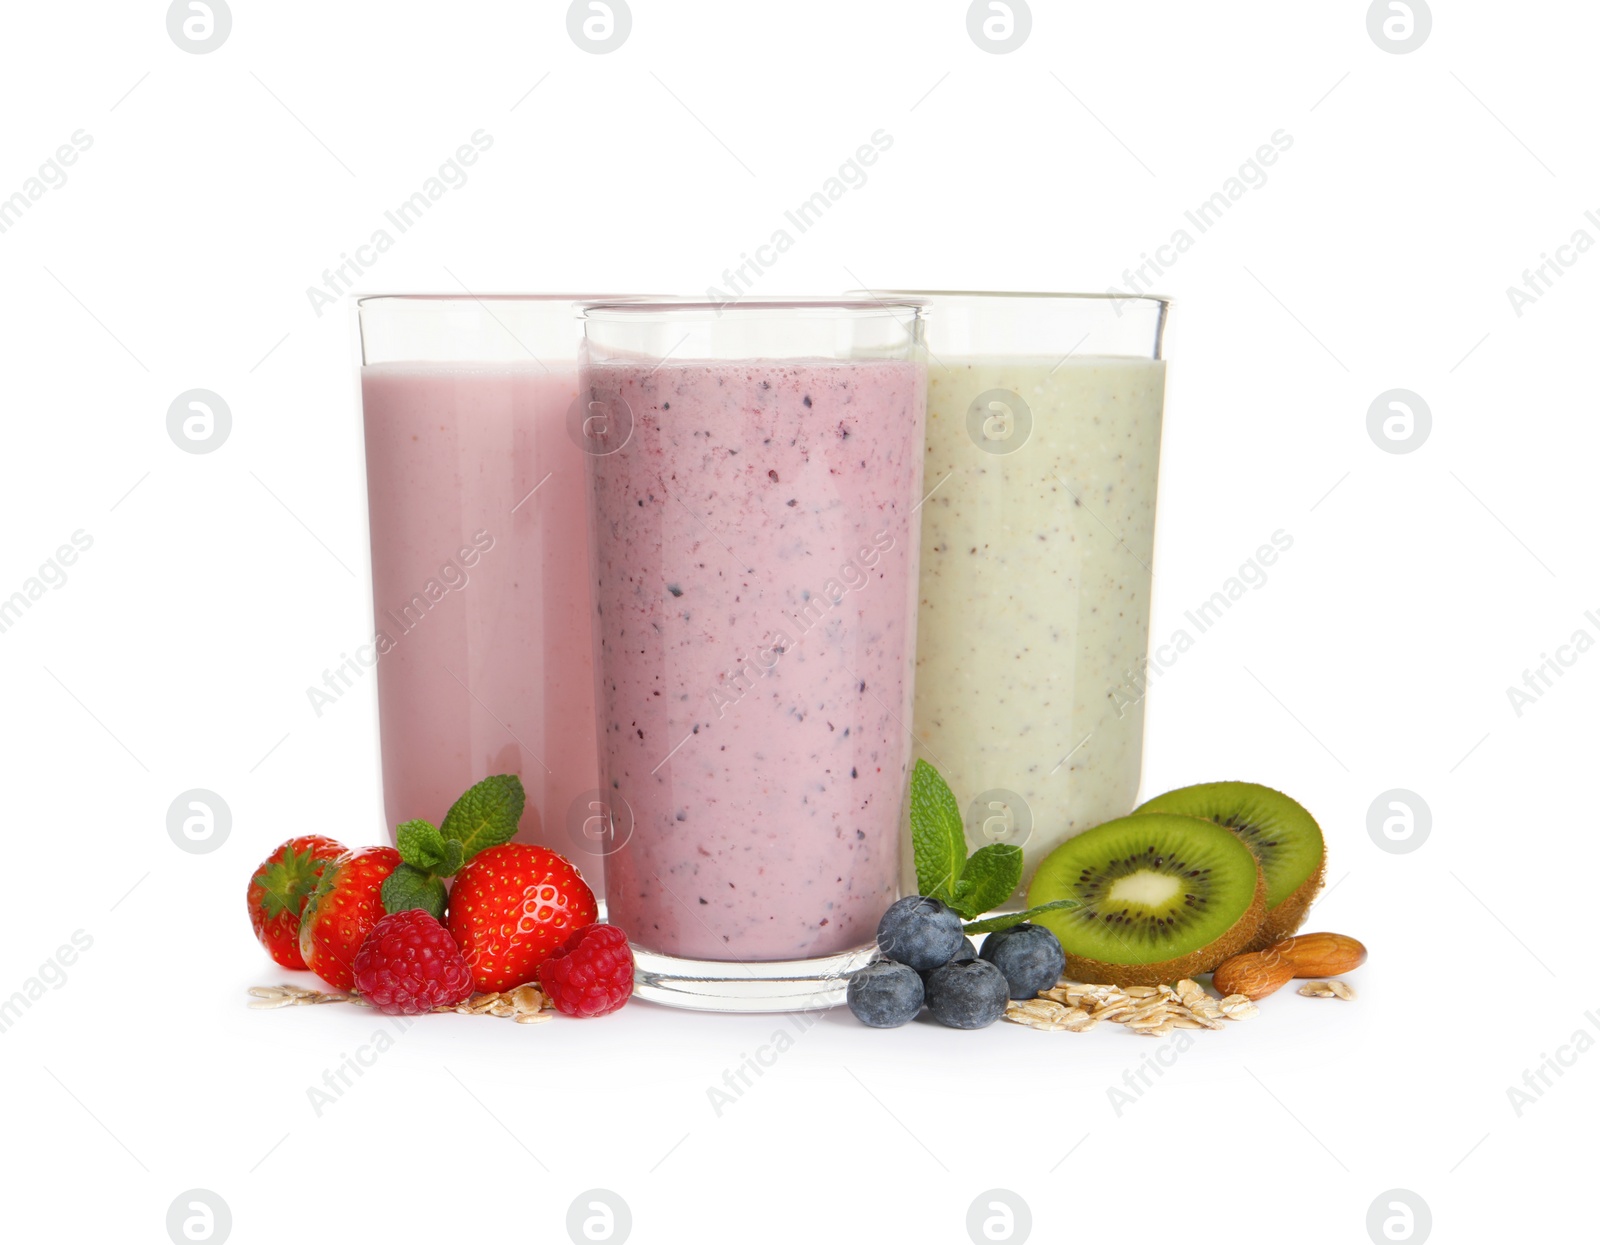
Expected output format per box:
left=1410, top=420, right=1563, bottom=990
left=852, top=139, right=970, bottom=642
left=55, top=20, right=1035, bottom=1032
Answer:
left=351, top=909, right=474, bottom=1016
left=537, top=924, right=634, bottom=1017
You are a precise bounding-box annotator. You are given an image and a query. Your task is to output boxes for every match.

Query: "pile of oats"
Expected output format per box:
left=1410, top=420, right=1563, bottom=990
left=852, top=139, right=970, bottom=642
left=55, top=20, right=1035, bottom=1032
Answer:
left=454, top=984, right=552, bottom=1023
left=247, top=984, right=351, bottom=1008
left=1297, top=980, right=1355, bottom=1000
left=247, top=983, right=552, bottom=1022
left=1003, top=978, right=1260, bottom=1036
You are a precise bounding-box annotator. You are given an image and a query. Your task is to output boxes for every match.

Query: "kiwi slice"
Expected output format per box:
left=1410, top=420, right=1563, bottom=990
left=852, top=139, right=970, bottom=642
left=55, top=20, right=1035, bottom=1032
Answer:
left=1026, top=813, right=1266, bottom=986
left=1135, top=781, right=1326, bottom=951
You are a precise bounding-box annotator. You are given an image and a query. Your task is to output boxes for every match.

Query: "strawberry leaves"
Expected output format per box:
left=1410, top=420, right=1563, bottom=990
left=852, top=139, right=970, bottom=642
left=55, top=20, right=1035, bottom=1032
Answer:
left=253, top=841, right=330, bottom=921
left=908, top=759, right=1078, bottom=927
left=382, top=775, right=524, bottom=917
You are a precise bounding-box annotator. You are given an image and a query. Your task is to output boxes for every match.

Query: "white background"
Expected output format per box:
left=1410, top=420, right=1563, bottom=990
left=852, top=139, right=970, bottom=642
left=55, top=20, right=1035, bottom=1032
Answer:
left=1, top=2, right=1594, bottom=1242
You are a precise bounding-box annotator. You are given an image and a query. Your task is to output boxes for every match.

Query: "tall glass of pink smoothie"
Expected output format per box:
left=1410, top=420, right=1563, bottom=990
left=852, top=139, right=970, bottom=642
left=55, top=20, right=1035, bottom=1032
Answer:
left=357, top=296, right=609, bottom=889
left=579, top=299, right=927, bottom=1010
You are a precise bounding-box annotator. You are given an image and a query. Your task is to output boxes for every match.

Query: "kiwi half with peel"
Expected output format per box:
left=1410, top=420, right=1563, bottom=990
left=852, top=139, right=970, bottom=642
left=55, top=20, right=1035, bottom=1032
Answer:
left=1135, top=781, right=1326, bottom=952
left=1026, top=813, right=1266, bottom=986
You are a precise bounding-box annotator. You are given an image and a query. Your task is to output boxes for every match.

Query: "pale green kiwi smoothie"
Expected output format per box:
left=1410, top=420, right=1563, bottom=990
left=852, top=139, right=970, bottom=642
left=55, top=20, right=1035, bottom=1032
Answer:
left=911, top=355, right=1167, bottom=892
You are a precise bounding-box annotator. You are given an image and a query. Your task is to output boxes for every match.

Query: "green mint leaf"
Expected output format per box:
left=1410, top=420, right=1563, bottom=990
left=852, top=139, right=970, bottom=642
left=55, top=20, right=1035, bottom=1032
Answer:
left=381, top=865, right=447, bottom=921
left=947, top=843, right=1023, bottom=920
left=962, top=899, right=1080, bottom=935
left=396, top=819, right=448, bottom=870
left=909, top=759, right=966, bottom=904
left=437, top=839, right=465, bottom=876
left=439, top=774, right=525, bottom=863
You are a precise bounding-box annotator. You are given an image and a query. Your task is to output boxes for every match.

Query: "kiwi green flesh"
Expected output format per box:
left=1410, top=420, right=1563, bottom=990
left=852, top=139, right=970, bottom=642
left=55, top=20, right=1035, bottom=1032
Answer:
left=1135, top=782, right=1327, bottom=954
left=1027, top=813, right=1267, bottom=981
left=1136, top=781, right=1325, bottom=910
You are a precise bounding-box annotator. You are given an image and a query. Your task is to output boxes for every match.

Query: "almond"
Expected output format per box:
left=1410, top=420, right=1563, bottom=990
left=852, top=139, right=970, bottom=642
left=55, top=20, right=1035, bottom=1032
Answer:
left=1274, top=931, right=1367, bottom=979
left=1211, top=951, right=1296, bottom=1000
left=1211, top=931, right=1368, bottom=1001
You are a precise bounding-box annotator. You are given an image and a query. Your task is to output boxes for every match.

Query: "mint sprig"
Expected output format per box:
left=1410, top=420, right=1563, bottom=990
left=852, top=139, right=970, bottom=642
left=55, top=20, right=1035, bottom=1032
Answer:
left=440, top=774, right=525, bottom=859
left=382, top=774, right=525, bottom=917
left=396, top=819, right=452, bottom=871
left=951, top=842, right=1023, bottom=917
left=910, top=757, right=967, bottom=900
left=961, top=900, right=1080, bottom=934
left=381, top=865, right=448, bottom=922
left=908, top=759, right=1079, bottom=926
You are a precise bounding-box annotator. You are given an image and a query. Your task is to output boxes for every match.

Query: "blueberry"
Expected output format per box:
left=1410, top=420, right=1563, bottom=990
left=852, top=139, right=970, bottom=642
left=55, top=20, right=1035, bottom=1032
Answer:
left=923, top=958, right=1009, bottom=1029
left=876, top=896, right=964, bottom=971
left=846, top=961, right=924, bottom=1028
left=980, top=922, right=1066, bottom=1000
left=919, top=935, right=978, bottom=987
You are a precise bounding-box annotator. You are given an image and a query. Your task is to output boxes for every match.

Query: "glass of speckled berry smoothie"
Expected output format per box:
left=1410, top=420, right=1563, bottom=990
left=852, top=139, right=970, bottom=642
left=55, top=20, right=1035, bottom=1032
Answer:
left=578, top=299, right=927, bottom=1010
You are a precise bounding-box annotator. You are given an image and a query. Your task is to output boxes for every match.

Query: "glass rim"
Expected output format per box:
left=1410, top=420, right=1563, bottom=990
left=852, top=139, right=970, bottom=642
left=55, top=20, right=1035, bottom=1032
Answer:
left=582, top=297, right=925, bottom=320
left=357, top=293, right=646, bottom=307
left=852, top=289, right=1172, bottom=308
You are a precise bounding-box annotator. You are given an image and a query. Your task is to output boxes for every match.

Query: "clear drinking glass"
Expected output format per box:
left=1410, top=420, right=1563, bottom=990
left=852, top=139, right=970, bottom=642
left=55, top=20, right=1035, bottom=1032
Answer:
left=864, top=291, right=1170, bottom=898
left=579, top=299, right=927, bottom=1010
left=357, top=296, right=613, bottom=887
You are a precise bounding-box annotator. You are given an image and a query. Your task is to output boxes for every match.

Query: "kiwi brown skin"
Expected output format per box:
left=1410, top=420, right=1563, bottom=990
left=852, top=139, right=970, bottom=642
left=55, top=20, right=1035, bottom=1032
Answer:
left=1246, top=856, right=1325, bottom=951
left=1059, top=864, right=1268, bottom=987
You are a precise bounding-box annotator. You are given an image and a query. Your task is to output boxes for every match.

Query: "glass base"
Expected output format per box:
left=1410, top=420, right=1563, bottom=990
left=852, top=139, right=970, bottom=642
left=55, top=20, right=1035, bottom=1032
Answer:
left=630, top=942, right=877, bottom=1013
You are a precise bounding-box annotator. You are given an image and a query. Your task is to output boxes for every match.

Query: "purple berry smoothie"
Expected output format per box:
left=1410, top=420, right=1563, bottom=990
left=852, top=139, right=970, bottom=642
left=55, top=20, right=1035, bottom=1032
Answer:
left=584, top=357, right=926, bottom=961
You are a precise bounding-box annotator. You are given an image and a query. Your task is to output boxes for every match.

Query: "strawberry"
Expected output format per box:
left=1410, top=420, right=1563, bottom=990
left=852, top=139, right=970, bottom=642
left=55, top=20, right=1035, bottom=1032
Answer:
left=446, top=843, right=597, bottom=993
left=246, top=835, right=347, bottom=969
left=299, top=846, right=401, bottom=990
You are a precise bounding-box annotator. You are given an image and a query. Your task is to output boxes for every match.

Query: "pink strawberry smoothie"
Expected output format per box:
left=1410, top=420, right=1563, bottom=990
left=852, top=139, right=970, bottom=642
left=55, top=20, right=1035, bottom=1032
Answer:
left=584, top=357, right=926, bottom=961
left=360, top=362, right=599, bottom=875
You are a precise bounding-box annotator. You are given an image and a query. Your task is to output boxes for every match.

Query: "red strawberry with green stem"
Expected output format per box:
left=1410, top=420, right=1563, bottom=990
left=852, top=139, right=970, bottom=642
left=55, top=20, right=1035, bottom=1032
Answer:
left=247, top=835, right=346, bottom=969
left=447, top=843, right=597, bottom=993
left=299, top=845, right=401, bottom=990
left=370, top=773, right=597, bottom=993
